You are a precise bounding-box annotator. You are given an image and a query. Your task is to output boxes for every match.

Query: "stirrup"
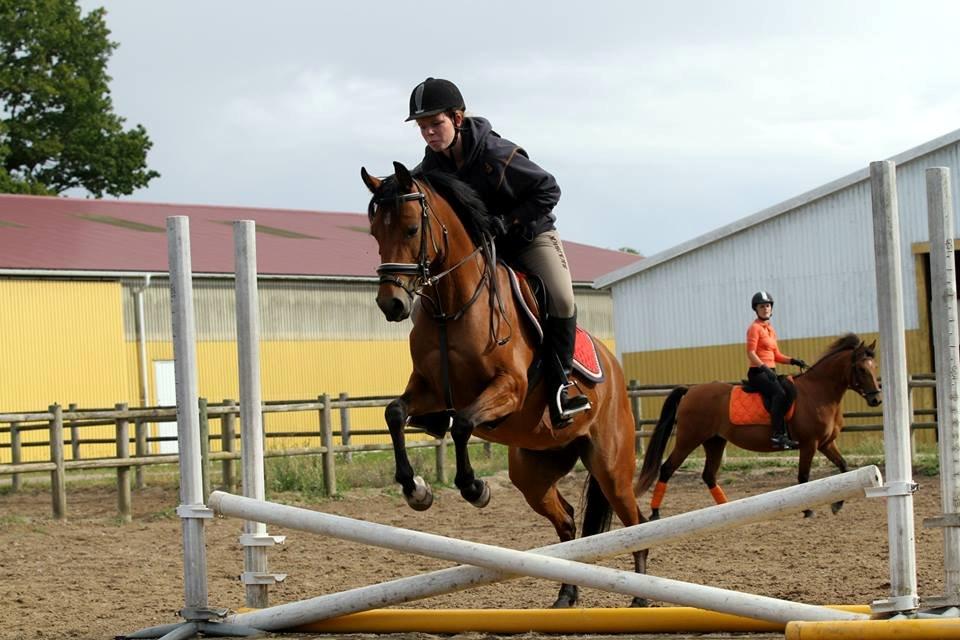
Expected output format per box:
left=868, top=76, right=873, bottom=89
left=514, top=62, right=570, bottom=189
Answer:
left=555, top=381, right=591, bottom=420
left=770, top=434, right=798, bottom=450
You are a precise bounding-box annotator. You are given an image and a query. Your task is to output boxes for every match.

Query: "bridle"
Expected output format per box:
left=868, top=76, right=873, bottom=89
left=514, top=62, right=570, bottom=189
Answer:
left=848, top=350, right=881, bottom=403
left=370, top=182, right=490, bottom=322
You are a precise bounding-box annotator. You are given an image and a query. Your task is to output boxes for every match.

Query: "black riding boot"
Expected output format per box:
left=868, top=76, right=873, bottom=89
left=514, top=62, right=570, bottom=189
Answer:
left=545, top=314, right=592, bottom=429
left=770, top=402, right=797, bottom=449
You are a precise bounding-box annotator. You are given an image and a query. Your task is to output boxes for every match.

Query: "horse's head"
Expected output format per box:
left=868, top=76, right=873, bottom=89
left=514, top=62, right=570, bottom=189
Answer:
left=362, top=161, right=442, bottom=322
left=850, top=339, right=881, bottom=406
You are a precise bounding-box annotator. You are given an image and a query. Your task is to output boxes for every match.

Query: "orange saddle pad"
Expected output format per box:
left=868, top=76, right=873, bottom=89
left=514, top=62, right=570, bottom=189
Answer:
left=729, top=387, right=796, bottom=426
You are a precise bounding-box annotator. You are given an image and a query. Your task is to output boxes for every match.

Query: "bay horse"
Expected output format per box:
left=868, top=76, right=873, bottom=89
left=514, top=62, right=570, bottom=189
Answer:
left=361, top=161, right=646, bottom=608
left=635, top=334, right=881, bottom=519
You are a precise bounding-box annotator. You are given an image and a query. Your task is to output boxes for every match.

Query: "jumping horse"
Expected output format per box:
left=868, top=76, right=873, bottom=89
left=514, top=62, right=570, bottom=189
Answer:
left=635, top=333, right=881, bottom=519
left=361, top=161, right=646, bottom=608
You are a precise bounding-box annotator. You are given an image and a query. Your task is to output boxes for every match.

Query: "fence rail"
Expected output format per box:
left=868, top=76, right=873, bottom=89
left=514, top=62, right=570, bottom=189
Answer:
left=0, top=378, right=939, bottom=520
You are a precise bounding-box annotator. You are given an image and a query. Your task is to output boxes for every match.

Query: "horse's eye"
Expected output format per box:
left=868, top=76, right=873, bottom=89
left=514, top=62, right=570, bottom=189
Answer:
left=405, top=225, right=419, bottom=238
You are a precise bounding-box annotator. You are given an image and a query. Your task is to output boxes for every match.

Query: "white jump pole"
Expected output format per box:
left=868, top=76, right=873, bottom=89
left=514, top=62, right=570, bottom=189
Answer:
left=216, top=466, right=881, bottom=631
left=923, top=167, right=960, bottom=607
left=233, top=221, right=285, bottom=609
left=869, top=160, right=920, bottom=614
left=167, top=216, right=211, bottom=615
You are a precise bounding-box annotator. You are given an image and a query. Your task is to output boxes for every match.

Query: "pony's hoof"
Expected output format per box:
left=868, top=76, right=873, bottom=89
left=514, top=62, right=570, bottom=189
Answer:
left=405, top=476, right=434, bottom=511
left=831, top=500, right=845, bottom=515
left=802, top=509, right=815, bottom=519
left=552, top=584, right=578, bottom=608
left=468, top=480, right=491, bottom=508
left=649, top=509, right=661, bottom=522
left=630, top=596, right=651, bottom=608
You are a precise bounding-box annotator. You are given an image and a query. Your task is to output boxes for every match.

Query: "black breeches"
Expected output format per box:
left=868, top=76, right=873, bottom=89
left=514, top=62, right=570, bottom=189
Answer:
left=747, top=367, right=788, bottom=419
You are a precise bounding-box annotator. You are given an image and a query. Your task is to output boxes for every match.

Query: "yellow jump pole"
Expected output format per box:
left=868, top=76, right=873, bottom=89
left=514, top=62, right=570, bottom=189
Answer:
left=287, top=605, right=869, bottom=634
left=786, top=617, right=960, bottom=639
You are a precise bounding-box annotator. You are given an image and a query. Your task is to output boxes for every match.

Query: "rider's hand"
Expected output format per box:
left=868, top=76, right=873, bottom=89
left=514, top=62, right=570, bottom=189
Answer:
left=791, top=358, right=808, bottom=369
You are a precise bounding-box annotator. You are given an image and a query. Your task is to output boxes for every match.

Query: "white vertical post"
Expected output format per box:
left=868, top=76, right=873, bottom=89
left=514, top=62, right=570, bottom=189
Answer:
left=167, top=215, right=211, bottom=614
left=234, top=221, right=284, bottom=608
left=868, top=161, right=919, bottom=614
left=923, top=167, right=960, bottom=606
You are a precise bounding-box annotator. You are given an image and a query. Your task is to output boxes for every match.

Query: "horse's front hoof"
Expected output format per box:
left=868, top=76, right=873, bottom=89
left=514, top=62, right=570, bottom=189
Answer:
left=831, top=500, right=844, bottom=515
left=630, top=596, right=650, bottom=608
left=468, top=480, right=491, bottom=508
left=802, top=509, right=815, bottom=519
left=649, top=509, right=661, bottom=522
left=405, top=475, right=434, bottom=511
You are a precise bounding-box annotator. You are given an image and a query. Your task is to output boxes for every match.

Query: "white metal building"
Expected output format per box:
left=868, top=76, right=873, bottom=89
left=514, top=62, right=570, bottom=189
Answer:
left=595, top=128, right=960, bottom=397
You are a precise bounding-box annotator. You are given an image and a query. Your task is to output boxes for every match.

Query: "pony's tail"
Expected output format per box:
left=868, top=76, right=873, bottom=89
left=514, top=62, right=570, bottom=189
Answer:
left=635, top=386, right=688, bottom=498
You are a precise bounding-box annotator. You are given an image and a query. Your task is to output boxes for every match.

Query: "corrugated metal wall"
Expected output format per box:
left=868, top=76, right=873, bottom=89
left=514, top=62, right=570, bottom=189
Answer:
left=0, top=276, right=617, bottom=462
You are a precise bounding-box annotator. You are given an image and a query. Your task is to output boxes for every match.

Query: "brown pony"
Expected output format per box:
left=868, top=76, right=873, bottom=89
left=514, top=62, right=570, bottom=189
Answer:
left=636, top=334, right=881, bottom=519
left=361, top=161, right=646, bottom=608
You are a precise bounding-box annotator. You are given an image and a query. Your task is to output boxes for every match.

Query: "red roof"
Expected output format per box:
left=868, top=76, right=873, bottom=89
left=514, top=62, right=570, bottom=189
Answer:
left=0, top=194, right=642, bottom=283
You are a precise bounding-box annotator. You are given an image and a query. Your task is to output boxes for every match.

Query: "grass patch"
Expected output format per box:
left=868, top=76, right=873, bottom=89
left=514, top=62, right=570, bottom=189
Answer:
left=266, top=442, right=509, bottom=498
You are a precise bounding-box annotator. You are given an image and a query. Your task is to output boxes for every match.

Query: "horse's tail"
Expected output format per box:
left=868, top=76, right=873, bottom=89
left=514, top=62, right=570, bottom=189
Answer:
left=635, top=386, right=688, bottom=498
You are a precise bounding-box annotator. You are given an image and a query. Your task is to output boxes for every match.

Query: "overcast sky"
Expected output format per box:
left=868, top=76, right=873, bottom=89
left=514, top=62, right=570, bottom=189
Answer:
left=76, top=1, right=960, bottom=256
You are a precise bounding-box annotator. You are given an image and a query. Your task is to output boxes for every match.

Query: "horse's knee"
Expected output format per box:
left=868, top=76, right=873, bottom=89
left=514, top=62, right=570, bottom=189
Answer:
left=450, top=415, right=474, bottom=443
left=385, top=399, right=407, bottom=427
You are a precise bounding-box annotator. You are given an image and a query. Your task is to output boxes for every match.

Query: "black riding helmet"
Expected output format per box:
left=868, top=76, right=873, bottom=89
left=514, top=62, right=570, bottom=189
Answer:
left=751, top=291, right=774, bottom=310
left=406, top=77, right=465, bottom=122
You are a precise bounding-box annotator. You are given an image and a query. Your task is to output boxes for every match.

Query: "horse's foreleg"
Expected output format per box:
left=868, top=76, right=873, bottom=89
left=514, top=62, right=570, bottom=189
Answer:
left=819, top=440, right=849, bottom=514
left=701, top=436, right=729, bottom=505
left=386, top=395, right=433, bottom=511
left=450, top=373, right=524, bottom=507
left=797, top=444, right=817, bottom=518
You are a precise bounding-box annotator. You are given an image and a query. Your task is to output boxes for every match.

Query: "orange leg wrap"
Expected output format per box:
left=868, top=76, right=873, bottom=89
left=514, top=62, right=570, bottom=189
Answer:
left=709, top=485, right=728, bottom=504
left=651, top=481, right=668, bottom=510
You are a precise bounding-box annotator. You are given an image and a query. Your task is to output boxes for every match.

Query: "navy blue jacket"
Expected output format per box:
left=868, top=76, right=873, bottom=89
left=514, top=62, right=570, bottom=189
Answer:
left=419, top=117, right=560, bottom=253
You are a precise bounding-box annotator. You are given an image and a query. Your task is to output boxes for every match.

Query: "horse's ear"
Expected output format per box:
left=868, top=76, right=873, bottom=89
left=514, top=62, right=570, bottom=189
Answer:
left=393, top=161, right=414, bottom=192
left=866, top=339, right=877, bottom=352
left=361, top=167, right=381, bottom=194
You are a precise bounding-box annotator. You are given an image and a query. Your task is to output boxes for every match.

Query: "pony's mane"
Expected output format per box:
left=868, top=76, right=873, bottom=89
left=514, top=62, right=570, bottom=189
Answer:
left=368, top=169, right=499, bottom=246
left=812, top=332, right=869, bottom=366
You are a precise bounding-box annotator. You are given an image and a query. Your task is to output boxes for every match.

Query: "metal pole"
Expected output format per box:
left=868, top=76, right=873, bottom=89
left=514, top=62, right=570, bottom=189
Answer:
left=215, top=466, right=880, bottom=630
left=320, top=393, right=336, bottom=496
left=235, top=220, right=279, bottom=608
left=167, top=215, right=210, bottom=613
left=134, top=417, right=147, bottom=489
left=923, top=166, right=960, bottom=606
left=868, top=160, right=919, bottom=614
left=221, top=400, right=236, bottom=493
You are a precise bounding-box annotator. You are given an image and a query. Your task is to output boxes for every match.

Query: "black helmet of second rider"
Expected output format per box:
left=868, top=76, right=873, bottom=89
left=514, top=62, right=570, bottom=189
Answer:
left=751, top=291, right=774, bottom=311
left=406, top=78, right=465, bottom=121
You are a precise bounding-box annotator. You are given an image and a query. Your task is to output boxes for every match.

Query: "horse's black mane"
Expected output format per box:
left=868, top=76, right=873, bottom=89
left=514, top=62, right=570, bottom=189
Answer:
left=813, top=332, right=870, bottom=366
left=369, top=169, right=500, bottom=246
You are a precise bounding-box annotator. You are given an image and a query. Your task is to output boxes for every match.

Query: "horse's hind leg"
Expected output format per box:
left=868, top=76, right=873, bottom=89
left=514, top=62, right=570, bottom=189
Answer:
left=508, top=446, right=580, bottom=608
left=386, top=395, right=433, bottom=511
left=650, top=439, right=700, bottom=520
left=701, top=436, right=729, bottom=504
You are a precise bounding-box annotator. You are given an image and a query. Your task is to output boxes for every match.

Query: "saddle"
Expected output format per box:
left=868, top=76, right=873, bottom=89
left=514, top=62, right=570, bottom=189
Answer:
left=729, top=375, right=797, bottom=426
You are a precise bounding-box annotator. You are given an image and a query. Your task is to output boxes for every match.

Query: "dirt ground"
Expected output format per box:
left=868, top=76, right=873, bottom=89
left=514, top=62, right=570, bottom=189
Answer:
left=0, top=463, right=948, bottom=640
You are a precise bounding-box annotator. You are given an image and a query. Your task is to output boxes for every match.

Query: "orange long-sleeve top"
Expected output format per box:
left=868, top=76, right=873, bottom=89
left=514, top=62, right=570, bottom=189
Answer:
left=746, top=319, right=792, bottom=368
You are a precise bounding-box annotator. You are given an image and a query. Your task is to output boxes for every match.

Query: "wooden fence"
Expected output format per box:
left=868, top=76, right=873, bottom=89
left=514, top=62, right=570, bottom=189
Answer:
left=0, top=379, right=939, bottom=520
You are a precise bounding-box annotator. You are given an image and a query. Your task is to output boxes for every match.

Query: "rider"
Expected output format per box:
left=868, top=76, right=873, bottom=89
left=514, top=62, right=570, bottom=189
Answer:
left=406, top=77, right=590, bottom=428
left=746, top=291, right=807, bottom=449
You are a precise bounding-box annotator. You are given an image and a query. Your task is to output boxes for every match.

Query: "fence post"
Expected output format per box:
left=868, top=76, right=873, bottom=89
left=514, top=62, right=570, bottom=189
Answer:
left=115, top=402, right=132, bottom=523
left=435, top=433, right=448, bottom=484
left=134, top=417, right=147, bottom=489
left=907, top=382, right=917, bottom=466
left=68, top=402, right=80, bottom=461
left=338, top=392, right=352, bottom=463
left=199, top=397, right=211, bottom=502
left=221, top=399, right=237, bottom=493
left=49, top=404, right=66, bottom=520
left=319, top=393, right=336, bottom=497
left=10, top=421, right=21, bottom=492
left=629, top=380, right=644, bottom=455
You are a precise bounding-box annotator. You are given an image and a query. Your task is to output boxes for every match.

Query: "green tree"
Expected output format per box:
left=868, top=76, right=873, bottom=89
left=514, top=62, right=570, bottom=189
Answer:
left=0, top=0, right=158, bottom=197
